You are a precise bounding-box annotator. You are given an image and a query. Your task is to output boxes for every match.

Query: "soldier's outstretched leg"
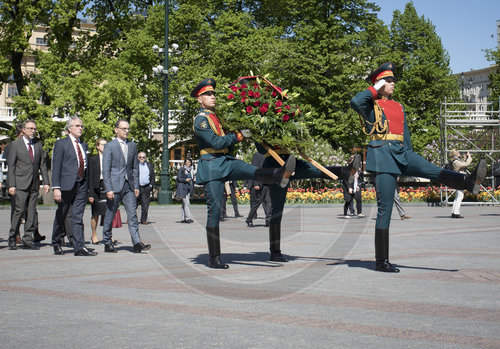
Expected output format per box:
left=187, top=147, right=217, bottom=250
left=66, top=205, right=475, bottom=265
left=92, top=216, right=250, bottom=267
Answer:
left=269, top=223, right=288, bottom=262
left=437, top=159, right=486, bottom=194
left=254, top=155, right=296, bottom=188
left=206, top=226, right=228, bottom=269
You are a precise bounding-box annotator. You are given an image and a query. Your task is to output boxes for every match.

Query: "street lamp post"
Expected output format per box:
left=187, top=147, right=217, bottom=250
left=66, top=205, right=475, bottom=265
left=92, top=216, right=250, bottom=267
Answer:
left=155, top=0, right=176, bottom=204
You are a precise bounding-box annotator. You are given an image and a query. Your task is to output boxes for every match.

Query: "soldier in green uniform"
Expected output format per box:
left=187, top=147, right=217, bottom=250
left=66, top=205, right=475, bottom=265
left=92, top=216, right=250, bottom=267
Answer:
left=350, top=63, right=486, bottom=273
left=191, top=78, right=296, bottom=269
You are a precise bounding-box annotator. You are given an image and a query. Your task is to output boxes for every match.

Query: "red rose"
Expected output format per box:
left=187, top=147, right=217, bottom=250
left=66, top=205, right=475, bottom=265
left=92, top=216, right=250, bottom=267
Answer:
left=246, top=106, right=253, bottom=113
left=253, top=84, right=260, bottom=89
left=263, top=102, right=269, bottom=108
left=241, top=97, right=248, bottom=103
left=228, top=94, right=234, bottom=99
left=275, top=108, right=282, bottom=113
left=259, top=106, right=268, bottom=114
left=285, top=105, right=291, bottom=110
left=271, top=91, right=277, bottom=98
left=248, top=90, right=254, bottom=97
left=253, top=101, right=261, bottom=107
left=254, top=91, right=261, bottom=98
left=283, top=115, right=290, bottom=122
left=241, top=84, right=248, bottom=89
left=275, top=100, right=283, bottom=107
left=230, top=85, right=238, bottom=92
left=240, top=91, right=247, bottom=97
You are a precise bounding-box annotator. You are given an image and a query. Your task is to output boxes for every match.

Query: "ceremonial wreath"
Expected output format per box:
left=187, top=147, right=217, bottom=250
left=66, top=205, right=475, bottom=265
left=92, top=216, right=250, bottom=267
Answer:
left=218, top=74, right=314, bottom=152
left=218, top=74, right=338, bottom=180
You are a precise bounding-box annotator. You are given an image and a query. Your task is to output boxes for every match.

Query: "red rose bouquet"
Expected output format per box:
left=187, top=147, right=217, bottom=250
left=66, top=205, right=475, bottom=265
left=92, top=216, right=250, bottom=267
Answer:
left=218, top=74, right=314, bottom=152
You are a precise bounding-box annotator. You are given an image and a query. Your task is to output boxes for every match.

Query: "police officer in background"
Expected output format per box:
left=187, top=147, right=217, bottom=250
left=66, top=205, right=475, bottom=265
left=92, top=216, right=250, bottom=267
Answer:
left=350, top=62, right=486, bottom=273
left=191, top=78, right=296, bottom=269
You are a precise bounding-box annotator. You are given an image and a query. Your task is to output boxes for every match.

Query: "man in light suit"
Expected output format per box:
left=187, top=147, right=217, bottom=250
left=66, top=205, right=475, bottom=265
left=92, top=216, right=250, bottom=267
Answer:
left=101, top=119, right=151, bottom=253
left=51, top=116, right=96, bottom=256
left=7, top=120, right=50, bottom=250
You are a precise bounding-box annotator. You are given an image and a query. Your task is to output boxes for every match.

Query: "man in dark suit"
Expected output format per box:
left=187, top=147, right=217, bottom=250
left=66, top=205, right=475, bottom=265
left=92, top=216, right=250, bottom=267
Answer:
left=245, top=152, right=272, bottom=227
left=51, top=116, right=96, bottom=256
left=7, top=120, right=50, bottom=250
left=137, top=151, right=155, bottom=225
left=101, top=119, right=151, bottom=253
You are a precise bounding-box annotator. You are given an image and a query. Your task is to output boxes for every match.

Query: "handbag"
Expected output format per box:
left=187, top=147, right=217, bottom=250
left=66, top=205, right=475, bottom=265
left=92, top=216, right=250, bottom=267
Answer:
left=112, top=209, right=122, bottom=228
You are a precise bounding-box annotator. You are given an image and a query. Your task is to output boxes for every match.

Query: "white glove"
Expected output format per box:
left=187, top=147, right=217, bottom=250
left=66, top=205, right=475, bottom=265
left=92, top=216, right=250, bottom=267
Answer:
left=241, top=129, right=252, bottom=138
left=373, top=79, right=386, bottom=91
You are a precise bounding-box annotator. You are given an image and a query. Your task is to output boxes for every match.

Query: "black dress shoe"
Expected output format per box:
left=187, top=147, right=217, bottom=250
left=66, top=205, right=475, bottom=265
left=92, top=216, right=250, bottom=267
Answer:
left=246, top=221, right=254, bottom=227
left=104, top=244, right=117, bottom=253
left=209, top=256, right=229, bottom=269
left=33, top=234, right=46, bottom=243
left=186, top=219, right=194, bottom=223
left=270, top=251, right=288, bottom=262
left=133, top=242, right=151, bottom=253
left=8, top=238, right=17, bottom=250
left=451, top=213, right=464, bottom=218
left=22, top=242, right=40, bottom=250
left=74, top=247, right=97, bottom=256
left=180, top=219, right=188, bottom=223
left=53, top=245, right=65, bottom=255
left=375, top=259, right=400, bottom=273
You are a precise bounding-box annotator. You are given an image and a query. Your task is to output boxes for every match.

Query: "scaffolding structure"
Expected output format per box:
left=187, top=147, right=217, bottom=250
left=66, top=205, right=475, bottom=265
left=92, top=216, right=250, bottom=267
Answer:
left=440, top=100, right=500, bottom=205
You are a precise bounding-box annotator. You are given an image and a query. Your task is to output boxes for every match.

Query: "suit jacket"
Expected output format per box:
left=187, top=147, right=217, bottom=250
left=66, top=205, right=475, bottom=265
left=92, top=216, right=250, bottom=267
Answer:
left=102, top=138, right=139, bottom=193
left=350, top=88, right=413, bottom=174
left=51, top=136, right=89, bottom=191
left=7, top=137, right=49, bottom=190
left=88, top=154, right=102, bottom=199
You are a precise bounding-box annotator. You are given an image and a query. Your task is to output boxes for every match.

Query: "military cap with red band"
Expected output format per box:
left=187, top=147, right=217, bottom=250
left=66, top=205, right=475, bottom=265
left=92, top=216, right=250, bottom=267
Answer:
left=366, top=62, right=396, bottom=84
left=191, top=78, right=217, bottom=97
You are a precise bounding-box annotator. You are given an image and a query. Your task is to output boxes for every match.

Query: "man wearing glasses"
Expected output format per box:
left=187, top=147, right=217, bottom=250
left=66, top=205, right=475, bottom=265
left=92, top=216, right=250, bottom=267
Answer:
left=7, top=120, right=50, bottom=250
left=137, top=151, right=155, bottom=225
left=101, top=119, right=151, bottom=253
left=51, top=116, right=96, bottom=256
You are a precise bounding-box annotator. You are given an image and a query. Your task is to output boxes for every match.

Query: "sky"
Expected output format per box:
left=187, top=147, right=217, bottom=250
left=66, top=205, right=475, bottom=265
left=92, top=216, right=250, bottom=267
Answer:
left=374, top=0, right=500, bottom=74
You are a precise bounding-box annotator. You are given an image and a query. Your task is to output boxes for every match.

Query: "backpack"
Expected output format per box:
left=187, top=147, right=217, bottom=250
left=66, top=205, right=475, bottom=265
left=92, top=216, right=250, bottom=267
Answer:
left=444, top=159, right=455, bottom=170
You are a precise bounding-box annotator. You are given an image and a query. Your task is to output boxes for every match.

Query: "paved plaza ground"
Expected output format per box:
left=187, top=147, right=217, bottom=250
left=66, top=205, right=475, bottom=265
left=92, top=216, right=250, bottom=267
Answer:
left=1, top=202, right=499, bottom=348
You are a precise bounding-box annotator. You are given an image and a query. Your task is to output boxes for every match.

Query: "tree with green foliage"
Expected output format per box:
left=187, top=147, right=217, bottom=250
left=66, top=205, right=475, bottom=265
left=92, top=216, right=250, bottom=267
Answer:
left=485, top=48, right=500, bottom=110
left=387, top=2, right=460, bottom=152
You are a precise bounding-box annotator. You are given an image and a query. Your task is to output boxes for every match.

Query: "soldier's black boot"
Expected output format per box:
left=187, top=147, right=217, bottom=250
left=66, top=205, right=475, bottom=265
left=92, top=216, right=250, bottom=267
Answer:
left=269, top=223, right=288, bottom=262
left=437, top=159, right=486, bottom=194
left=8, top=236, right=17, bottom=250
left=206, top=226, right=229, bottom=269
left=254, top=155, right=296, bottom=188
left=321, top=154, right=361, bottom=181
left=375, top=228, right=399, bottom=273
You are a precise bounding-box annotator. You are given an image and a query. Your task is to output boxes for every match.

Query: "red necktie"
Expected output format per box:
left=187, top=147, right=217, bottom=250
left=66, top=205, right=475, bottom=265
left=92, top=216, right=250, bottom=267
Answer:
left=76, top=139, right=84, bottom=178
left=28, top=142, right=34, bottom=162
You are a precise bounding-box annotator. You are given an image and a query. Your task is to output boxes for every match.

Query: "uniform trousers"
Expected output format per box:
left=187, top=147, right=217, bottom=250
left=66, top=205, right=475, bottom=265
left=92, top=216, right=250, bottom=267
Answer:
left=203, top=159, right=257, bottom=228
left=374, top=151, right=441, bottom=229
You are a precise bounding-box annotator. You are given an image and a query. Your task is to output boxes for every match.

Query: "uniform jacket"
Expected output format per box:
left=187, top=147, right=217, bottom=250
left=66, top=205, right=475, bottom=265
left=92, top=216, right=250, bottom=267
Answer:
left=350, top=87, right=413, bottom=174
left=8, top=137, right=50, bottom=190
left=176, top=165, right=194, bottom=198
left=102, top=138, right=139, bottom=193
left=193, top=108, right=242, bottom=184
left=51, top=136, right=89, bottom=191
